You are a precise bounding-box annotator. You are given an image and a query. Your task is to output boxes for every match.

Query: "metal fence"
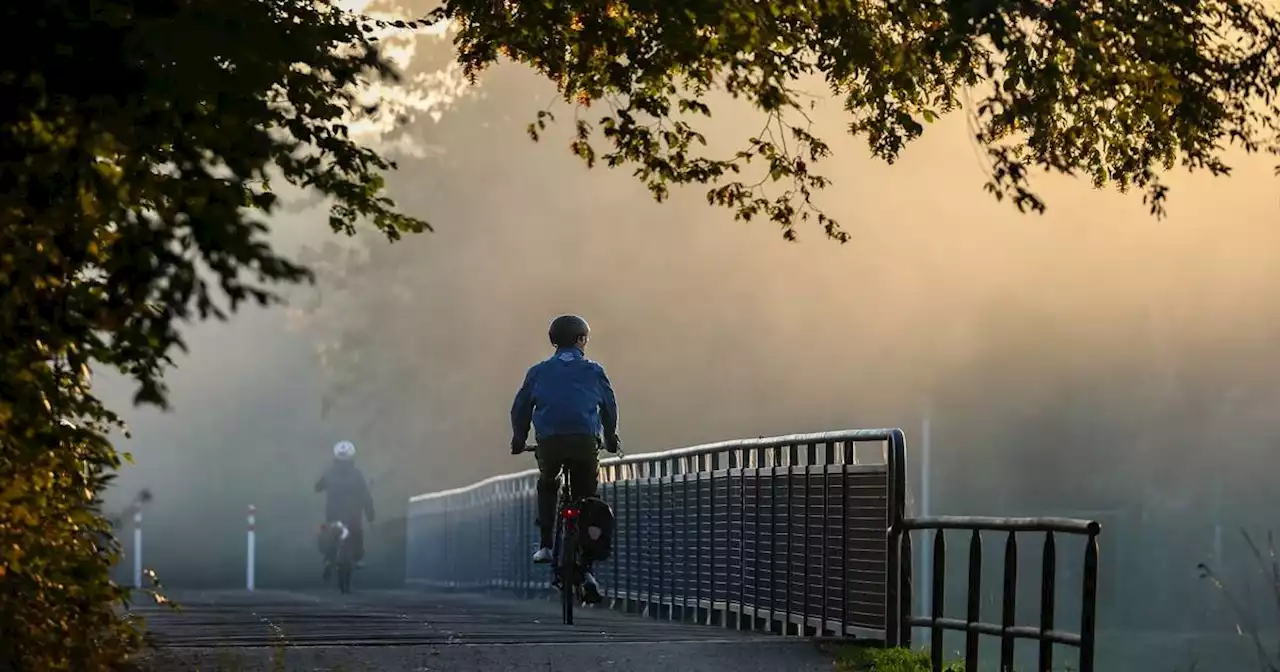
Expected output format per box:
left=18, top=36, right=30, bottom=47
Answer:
left=407, top=429, right=908, bottom=639
left=888, top=517, right=1101, bottom=672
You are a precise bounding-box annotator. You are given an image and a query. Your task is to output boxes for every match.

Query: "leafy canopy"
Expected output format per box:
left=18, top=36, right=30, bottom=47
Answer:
left=1, top=0, right=424, bottom=668
left=430, top=0, right=1280, bottom=241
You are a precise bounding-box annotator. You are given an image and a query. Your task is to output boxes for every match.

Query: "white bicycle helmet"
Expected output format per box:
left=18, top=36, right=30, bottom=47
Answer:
left=333, top=440, right=356, bottom=460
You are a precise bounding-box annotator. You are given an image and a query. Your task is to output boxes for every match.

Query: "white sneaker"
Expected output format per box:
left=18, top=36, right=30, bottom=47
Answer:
left=581, top=571, right=603, bottom=604
left=532, top=547, right=553, bottom=564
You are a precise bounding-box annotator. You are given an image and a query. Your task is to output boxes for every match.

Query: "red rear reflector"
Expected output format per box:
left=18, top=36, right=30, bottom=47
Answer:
left=562, top=508, right=580, bottom=519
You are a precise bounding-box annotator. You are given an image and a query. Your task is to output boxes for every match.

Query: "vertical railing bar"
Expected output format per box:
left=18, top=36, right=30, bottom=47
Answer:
left=1000, top=531, right=1018, bottom=671
left=734, top=447, right=746, bottom=630
left=696, top=453, right=704, bottom=622
left=670, top=459, right=679, bottom=620
left=688, top=456, right=696, bottom=618
left=611, top=465, right=619, bottom=606
left=930, top=529, right=946, bottom=672
left=784, top=443, right=797, bottom=636
left=751, top=445, right=764, bottom=631
left=964, top=530, right=982, bottom=671
left=657, top=459, right=666, bottom=620
left=841, top=440, right=852, bottom=637
left=805, top=442, right=817, bottom=634
left=515, top=481, right=521, bottom=591
left=1080, top=530, right=1100, bottom=672
left=677, top=458, right=687, bottom=619
left=620, top=466, right=628, bottom=608
left=624, top=463, right=634, bottom=604
left=820, top=441, right=831, bottom=636
left=1038, top=531, right=1058, bottom=672
left=711, top=451, right=721, bottom=626
left=768, top=447, right=779, bottom=633
left=645, top=460, right=653, bottom=614
left=489, top=486, right=495, bottom=588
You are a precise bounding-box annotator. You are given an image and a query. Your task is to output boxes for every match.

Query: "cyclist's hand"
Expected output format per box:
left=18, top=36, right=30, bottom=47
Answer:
left=605, top=434, right=621, bottom=454
left=510, top=438, right=525, bottom=455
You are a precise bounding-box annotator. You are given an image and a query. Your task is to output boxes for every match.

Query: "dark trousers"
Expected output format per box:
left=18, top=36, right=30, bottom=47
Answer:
left=535, top=434, right=600, bottom=548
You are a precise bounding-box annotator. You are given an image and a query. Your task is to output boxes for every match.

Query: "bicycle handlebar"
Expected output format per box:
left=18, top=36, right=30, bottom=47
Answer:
left=519, top=441, right=622, bottom=457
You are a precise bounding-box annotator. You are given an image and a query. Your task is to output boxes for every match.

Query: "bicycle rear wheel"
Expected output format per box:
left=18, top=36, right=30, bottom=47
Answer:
left=337, top=559, right=353, bottom=594
left=560, top=521, right=577, bottom=625
left=336, top=535, right=354, bottom=594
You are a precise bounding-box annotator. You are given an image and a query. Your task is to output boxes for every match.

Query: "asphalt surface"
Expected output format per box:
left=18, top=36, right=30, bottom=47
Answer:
left=132, top=588, right=839, bottom=671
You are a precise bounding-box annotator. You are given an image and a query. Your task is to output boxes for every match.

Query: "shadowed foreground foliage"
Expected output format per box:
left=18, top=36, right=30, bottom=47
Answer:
left=430, top=0, right=1280, bottom=241
left=0, top=0, right=424, bottom=668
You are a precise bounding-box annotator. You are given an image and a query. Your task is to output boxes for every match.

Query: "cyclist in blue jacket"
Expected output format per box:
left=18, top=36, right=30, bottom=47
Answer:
left=511, top=314, right=620, bottom=603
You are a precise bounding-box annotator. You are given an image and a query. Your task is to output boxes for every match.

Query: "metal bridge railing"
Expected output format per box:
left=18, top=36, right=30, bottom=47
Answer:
left=406, top=429, right=908, bottom=639
left=405, top=427, right=1102, bottom=670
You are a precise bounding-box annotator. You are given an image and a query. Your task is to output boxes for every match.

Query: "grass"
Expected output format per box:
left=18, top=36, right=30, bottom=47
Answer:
left=828, top=645, right=965, bottom=672
left=1197, top=529, right=1280, bottom=672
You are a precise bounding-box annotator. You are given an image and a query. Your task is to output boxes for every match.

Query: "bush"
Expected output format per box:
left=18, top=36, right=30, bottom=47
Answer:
left=0, top=426, right=143, bottom=670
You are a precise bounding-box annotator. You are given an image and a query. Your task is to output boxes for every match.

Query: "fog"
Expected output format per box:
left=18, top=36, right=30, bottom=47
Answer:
left=98, top=24, right=1280, bottom=670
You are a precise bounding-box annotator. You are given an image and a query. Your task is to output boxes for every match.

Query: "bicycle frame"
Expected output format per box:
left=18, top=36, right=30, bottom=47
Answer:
left=550, top=467, right=585, bottom=624
left=522, top=441, right=610, bottom=625
left=322, top=520, right=355, bottom=594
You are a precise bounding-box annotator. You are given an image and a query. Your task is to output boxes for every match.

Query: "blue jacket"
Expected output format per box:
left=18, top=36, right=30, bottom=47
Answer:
left=511, top=347, right=618, bottom=444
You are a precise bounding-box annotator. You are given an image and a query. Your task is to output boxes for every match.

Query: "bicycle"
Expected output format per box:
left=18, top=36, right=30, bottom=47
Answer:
left=319, top=520, right=356, bottom=594
left=521, top=443, right=590, bottom=625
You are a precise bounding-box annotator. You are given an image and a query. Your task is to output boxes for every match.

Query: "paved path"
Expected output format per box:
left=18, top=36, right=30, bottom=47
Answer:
left=132, top=589, right=838, bottom=671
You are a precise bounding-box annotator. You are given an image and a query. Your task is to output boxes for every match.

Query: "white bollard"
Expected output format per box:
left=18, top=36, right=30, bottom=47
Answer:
left=246, top=504, right=256, bottom=592
left=132, top=507, right=143, bottom=589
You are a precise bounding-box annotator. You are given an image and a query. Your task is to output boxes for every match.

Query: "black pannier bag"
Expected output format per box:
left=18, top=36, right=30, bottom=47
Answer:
left=578, top=495, right=614, bottom=562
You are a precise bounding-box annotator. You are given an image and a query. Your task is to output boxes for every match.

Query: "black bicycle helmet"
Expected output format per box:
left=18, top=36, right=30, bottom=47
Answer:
left=548, top=314, right=591, bottom=348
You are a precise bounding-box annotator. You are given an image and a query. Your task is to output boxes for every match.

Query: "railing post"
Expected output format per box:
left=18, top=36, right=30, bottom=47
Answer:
left=885, top=429, right=908, bottom=648
left=246, top=504, right=256, bottom=592
left=1080, top=527, right=1100, bottom=672
left=900, top=531, right=913, bottom=648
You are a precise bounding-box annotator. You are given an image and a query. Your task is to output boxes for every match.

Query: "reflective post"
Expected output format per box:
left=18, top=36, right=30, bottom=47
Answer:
left=132, top=506, right=143, bottom=589
left=246, top=504, right=256, bottom=592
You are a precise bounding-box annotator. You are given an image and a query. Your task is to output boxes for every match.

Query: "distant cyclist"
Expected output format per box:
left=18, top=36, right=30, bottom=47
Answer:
left=315, top=440, right=375, bottom=579
left=510, top=315, right=621, bottom=603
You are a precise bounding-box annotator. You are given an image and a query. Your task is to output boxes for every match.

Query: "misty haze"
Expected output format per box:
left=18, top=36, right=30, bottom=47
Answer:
left=92, top=28, right=1280, bottom=672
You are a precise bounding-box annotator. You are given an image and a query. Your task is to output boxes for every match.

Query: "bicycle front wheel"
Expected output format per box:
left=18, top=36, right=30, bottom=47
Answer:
left=560, top=523, right=577, bottom=626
